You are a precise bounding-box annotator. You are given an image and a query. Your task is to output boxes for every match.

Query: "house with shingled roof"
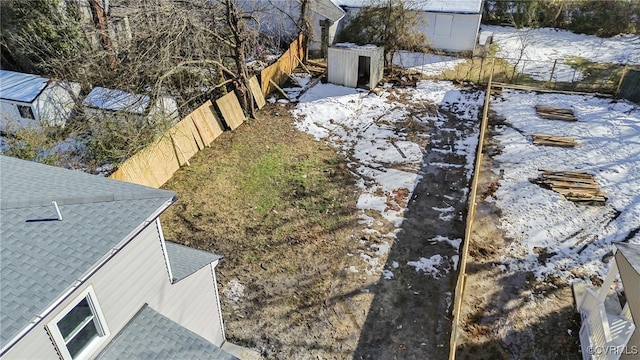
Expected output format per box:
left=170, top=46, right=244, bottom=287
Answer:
left=0, top=155, right=258, bottom=360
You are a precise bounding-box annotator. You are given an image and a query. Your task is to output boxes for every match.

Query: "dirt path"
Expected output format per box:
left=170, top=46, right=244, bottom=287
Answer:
left=354, top=107, right=477, bottom=359
left=455, top=113, right=581, bottom=359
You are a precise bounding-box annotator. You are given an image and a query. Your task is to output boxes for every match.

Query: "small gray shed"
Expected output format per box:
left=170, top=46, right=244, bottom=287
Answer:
left=327, top=44, right=384, bottom=89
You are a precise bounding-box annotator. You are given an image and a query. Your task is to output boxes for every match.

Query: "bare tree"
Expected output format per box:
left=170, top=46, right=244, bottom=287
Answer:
left=337, top=0, right=428, bottom=66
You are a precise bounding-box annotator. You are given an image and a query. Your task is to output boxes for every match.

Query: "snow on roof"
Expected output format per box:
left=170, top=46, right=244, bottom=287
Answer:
left=0, top=70, right=50, bottom=103
left=332, top=0, right=483, bottom=14
left=83, top=86, right=151, bottom=114
left=334, top=42, right=380, bottom=49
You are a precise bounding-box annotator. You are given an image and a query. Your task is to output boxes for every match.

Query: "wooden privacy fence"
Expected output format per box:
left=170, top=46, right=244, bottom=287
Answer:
left=448, top=61, right=495, bottom=360
left=261, top=34, right=305, bottom=97
left=109, top=36, right=305, bottom=188
left=109, top=100, right=224, bottom=187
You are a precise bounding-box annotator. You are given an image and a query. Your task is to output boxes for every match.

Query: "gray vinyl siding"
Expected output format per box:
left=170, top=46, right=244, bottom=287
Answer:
left=149, top=264, right=225, bottom=345
left=3, top=220, right=224, bottom=359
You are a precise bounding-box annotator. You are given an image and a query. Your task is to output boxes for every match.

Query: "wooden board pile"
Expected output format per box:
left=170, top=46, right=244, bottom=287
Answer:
left=535, top=105, right=578, bottom=122
left=305, top=59, right=327, bottom=75
left=534, top=170, right=606, bottom=203
left=532, top=133, right=577, bottom=147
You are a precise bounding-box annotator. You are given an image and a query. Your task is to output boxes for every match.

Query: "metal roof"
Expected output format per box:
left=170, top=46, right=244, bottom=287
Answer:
left=165, top=241, right=222, bottom=282
left=82, top=86, right=151, bottom=114
left=333, top=0, right=483, bottom=14
left=96, top=305, right=239, bottom=360
left=0, top=155, right=176, bottom=349
left=0, top=70, right=50, bottom=103
left=310, top=0, right=345, bottom=22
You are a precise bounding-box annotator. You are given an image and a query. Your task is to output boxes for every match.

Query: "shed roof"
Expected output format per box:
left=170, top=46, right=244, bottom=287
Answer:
left=165, top=241, right=222, bottom=282
left=616, top=242, right=640, bottom=276
left=333, top=0, right=483, bottom=14
left=310, top=0, right=345, bottom=22
left=83, top=86, right=151, bottom=114
left=96, top=305, right=238, bottom=360
left=0, top=155, right=176, bottom=350
left=0, top=70, right=50, bottom=103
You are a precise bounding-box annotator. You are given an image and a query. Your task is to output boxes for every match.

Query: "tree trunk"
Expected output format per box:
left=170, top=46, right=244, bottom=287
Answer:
left=88, top=0, right=116, bottom=69
left=225, top=0, right=255, bottom=118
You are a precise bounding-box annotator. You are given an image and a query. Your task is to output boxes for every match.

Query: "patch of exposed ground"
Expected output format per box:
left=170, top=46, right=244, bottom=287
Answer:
left=160, top=83, right=478, bottom=359
left=456, top=113, right=581, bottom=359
left=161, top=105, right=375, bottom=359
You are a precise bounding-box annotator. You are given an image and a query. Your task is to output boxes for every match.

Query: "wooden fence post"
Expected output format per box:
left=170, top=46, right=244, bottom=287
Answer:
left=615, top=65, right=629, bottom=98
left=448, top=59, right=495, bottom=360
left=549, top=59, right=558, bottom=82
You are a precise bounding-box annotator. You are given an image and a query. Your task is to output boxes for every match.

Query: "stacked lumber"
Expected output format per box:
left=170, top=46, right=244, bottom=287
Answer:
left=305, top=59, right=327, bottom=75
left=535, top=105, right=578, bottom=122
left=535, top=170, right=606, bottom=202
left=532, top=133, right=577, bottom=147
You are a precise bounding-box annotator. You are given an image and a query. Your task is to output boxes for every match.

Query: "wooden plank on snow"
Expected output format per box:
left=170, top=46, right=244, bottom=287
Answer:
left=535, top=105, right=578, bottom=122
left=534, top=170, right=606, bottom=203
left=532, top=133, right=577, bottom=147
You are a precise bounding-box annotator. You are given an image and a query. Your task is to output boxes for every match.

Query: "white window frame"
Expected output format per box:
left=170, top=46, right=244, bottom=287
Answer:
left=47, top=286, right=110, bottom=360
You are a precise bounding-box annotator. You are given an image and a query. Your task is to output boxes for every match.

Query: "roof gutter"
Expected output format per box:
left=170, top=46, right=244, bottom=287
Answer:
left=0, top=195, right=178, bottom=357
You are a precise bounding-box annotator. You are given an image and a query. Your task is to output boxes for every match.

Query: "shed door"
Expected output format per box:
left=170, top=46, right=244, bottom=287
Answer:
left=357, top=56, right=371, bottom=88
left=435, top=14, right=454, bottom=37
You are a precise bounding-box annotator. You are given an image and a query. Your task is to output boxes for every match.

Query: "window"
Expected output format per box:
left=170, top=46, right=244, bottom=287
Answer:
left=16, top=104, right=35, bottom=120
left=48, top=286, right=110, bottom=360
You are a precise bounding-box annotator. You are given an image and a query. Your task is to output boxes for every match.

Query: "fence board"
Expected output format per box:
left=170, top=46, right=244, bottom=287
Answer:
left=169, top=118, right=200, bottom=165
left=216, top=92, right=245, bottom=130
left=260, top=34, right=304, bottom=96
left=249, top=76, right=266, bottom=109
left=190, top=100, right=224, bottom=146
left=110, top=36, right=305, bottom=188
left=144, top=135, right=180, bottom=187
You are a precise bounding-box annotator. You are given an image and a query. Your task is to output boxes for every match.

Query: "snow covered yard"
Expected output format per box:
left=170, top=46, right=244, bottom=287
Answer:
left=492, top=91, right=640, bottom=280
left=291, top=79, right=482, bottom=277
left=481, top=25, right=640, bottom=82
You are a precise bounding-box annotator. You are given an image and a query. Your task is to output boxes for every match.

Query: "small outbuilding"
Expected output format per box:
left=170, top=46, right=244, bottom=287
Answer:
left=82, top=86, right=179, bottom=125
left=327, top=44, right=384, bottom=89
left=334, top=0, right=483, bottom=53
left=0, top=70, right=80, bottom=130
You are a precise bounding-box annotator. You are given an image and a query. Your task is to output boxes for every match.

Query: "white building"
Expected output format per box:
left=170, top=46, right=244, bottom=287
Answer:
left=82, top=87, right=179, bottom=125
left=327, top=44, right=384, bottom=89
left=334, top=0, right=484, bottom=53
left=0, top=70, right=81, bottom=130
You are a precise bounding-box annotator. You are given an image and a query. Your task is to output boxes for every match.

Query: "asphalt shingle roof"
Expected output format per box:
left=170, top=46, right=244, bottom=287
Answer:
left=0, top=155, right=176, bottom=349
left=165, top=242, right=222, bottom=282
left=96, top=305, right=239, bottom=360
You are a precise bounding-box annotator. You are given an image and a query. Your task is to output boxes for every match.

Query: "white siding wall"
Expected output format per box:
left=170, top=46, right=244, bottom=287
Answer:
left=417, top=12, right=481, bottom=52
left=339, top=7, right=481, bottom=53
left=34, top=82, right=81, bottom=127
left=328, top=46, right=384, bottom=89
left=0, top=100, right=36, bottom=130
left=149, top=263, right=225, bottom=345
left=328, top=47, right=359, bottom=88
left=4, top=221, right=225, bottom=359
left=616, top=251, right=640, bottom=358
left=308, top=15, right=342, bottom=52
